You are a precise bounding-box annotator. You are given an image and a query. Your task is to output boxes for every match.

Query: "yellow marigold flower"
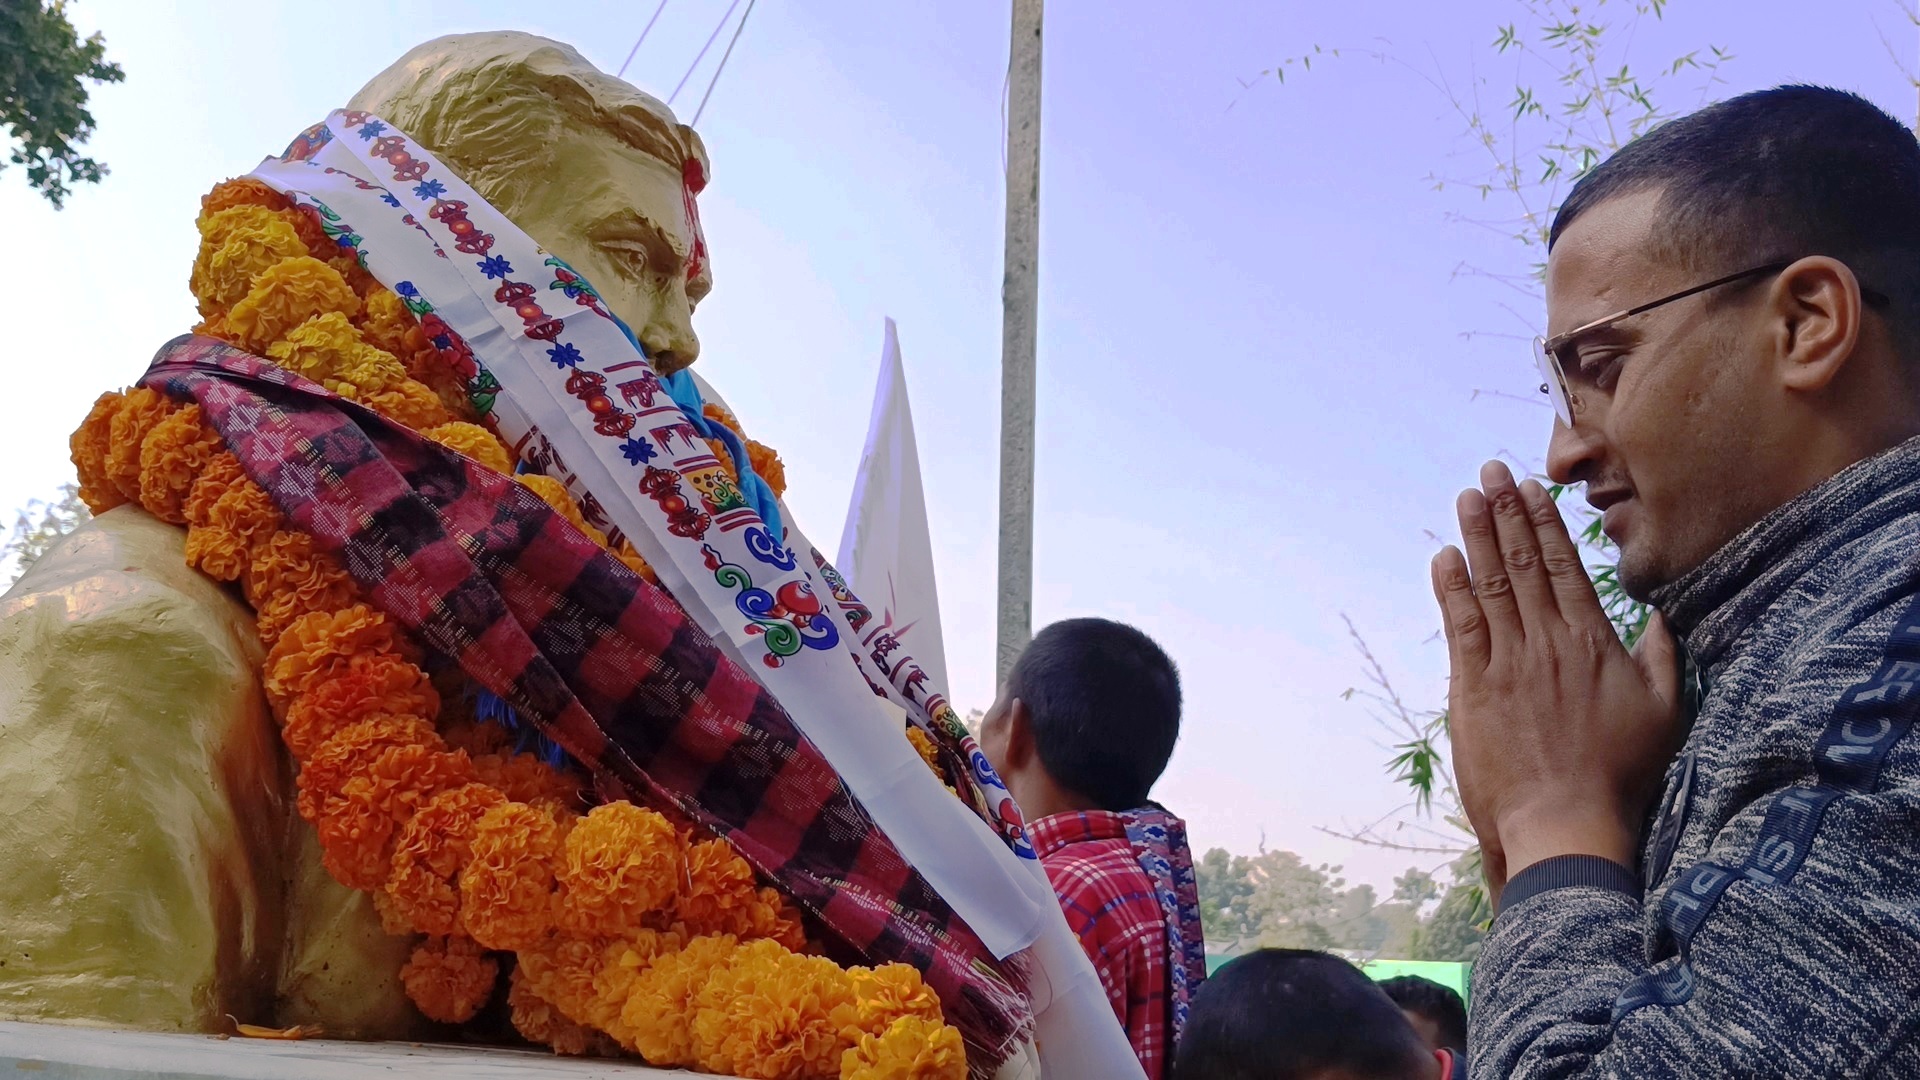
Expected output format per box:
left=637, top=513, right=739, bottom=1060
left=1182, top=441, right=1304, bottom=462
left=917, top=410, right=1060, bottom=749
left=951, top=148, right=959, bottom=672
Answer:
left=183, top=451, right=245, bottom=528
left=620, top=933, right=741, bottom=1066
left=280, top=653, right=435, bottom=761
left=848, top=964, right=944, bottom=1038
left=357, top=288, right=413, bottom=352
left=425, top=421, right=514, bottom=474
left=839, top=1015, right=967, bottom=1080
left=295, top=713, right=443, bottom=824
left=264, top=311, right=363, bottom=383
left=136, top=404, right=224, bottom=525
left=471, top=751, right=585, bottom=811
left=691, top=939, right=860, bottom=1079
left=263, top=604, right=403, bottom=714
left=509, top=964, right=594, bottom=1055
left=71, top=391, right=127, bottom=514
left=225, top=256, right=360, bottom=354
left=399, top=935, right=498, bottom=1024
left=319, top=744, right=475, bottom=891
left=591, top=928, right=684, bottom=1041
left=461, top=800, right=567, bottom=951
left=613, top=539, right=659, bottom=583
left=105, top=387, right=177, bottom=505
left=555, top=803, right=683, bottom=939
left=325, top=347, right=411, bottom=399
left=191, top=205, right=309, bottom=316
left=360, top=378, right=453, bottom=431
left=385, top=781, right=510, bottom=937
left=747, top=439, right=787, bottom=499
left=676, top=838, right=763, bottom=938
left=517, top=473, right=604, bottom=542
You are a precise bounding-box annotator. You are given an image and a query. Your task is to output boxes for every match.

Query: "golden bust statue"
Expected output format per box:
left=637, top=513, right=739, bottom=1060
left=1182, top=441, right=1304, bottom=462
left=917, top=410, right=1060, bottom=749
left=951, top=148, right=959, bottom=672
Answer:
left=0, top=32, right=712, bottom=1036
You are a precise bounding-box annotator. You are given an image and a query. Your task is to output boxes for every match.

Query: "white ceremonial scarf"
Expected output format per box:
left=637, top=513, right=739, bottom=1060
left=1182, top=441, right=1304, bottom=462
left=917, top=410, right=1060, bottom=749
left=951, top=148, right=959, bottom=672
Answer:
left=250, top=111, right=1146, bottom=1080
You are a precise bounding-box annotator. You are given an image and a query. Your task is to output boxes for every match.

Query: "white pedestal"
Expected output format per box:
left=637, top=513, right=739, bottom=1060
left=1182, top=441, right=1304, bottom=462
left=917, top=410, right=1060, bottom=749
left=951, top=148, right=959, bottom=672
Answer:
left=0, top=1022, right=726, bottom=1078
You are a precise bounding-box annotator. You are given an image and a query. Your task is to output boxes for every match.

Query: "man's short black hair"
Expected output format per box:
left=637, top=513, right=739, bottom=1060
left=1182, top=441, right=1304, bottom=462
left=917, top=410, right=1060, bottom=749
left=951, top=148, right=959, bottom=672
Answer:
left=1007, top=617, right=1180, bottom=811
left=1174, top=949, right=1433, bottom=1080
left=1550, top=86, right=1920, bottom=357
left=1379, top=975, right=1468, bottom=1053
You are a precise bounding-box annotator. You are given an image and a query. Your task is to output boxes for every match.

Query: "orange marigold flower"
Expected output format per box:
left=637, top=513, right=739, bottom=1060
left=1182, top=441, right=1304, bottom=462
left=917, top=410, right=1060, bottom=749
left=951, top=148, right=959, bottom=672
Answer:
left=137, top=404, right=224, bottom=524
left=704, top=438, right=740, bottom=484
left=294, top=713, right=443, bottom=823
left=263, top=604, right=402, bottom=714
left=319, top=744, right=476, bottom=891
left=71, top=391, right=127, bottom=514
left=244, top=531, right=360, bottom=650
left=747, top=439, right=787, bottom=499
left=702, top=402, right=745, bottom=439
left=471, top=752, right=586, bottom=811
left=281, top=654, right=436, bottom=761
left=370, top=885, right=416, bottom=936
left=191, top=206, right=309, bottom=316
left=225, top=256, right=360, bottom=354
left=591, top=928, right=684, bottom=1041
left=425, top=421, right=513, bottom=475
left=184, top=452, right=245, bottom=527
left=516, top=474, right=605, bottom=543
left=183, top=521, right=250, bottom=583
left=620, top=933, right=740, bottom=1066
left=690, top=938, right=859, bottom=1079
left=839, top=1015, right=967, bottom=1080
left=555, top=803, right=683, bottom=939
left=197, top=178, right=286, bottom=223
left=516, top=932, right=609, bottom=1030
left=105, top=387, right=178, bottom=504
left=280, top=205, right=336, bottom=263
left=360, top=378, right=452, bottom=431
left=400, top=935, right=498, bottom=1024
left=183, top=475, right=281, bottom=582
left=461, top=800, right=567, bottom=951
left=384, top=781, right=509, bottom=937
left=849, top=964, right=944, bottom=1039
left=676, top=838, right=763, bottom=937
left=509, top=964, right=594, bottom=1055
left=441, top=716, right=511, bottom=758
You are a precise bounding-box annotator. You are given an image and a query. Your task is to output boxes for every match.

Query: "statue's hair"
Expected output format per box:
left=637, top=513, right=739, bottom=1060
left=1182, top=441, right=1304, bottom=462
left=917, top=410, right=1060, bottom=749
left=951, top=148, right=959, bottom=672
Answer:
left=347, top=31, right=710, bottom=209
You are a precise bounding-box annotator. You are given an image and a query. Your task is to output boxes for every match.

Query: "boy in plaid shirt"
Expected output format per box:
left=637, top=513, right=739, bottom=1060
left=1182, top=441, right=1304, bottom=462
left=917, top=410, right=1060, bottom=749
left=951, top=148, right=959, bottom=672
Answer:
left=980, top=619, right=1206, bottom=1080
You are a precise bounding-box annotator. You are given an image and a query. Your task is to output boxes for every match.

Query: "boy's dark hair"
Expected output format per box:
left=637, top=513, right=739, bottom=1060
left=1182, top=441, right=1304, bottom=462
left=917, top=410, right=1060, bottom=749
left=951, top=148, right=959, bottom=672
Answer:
left=1174, top=949, right=1433, bottom=1080
left=1550, top=86, right=1920, bottom=361
left=1007, top=617, right=1180, bottom=811
left=1379, top=975, right=1468, bottom=1052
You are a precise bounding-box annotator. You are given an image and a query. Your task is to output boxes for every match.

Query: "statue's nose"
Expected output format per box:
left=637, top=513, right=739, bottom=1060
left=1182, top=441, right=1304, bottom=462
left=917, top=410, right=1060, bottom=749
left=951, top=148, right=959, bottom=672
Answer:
left=640, top=280, right=700, bottom=373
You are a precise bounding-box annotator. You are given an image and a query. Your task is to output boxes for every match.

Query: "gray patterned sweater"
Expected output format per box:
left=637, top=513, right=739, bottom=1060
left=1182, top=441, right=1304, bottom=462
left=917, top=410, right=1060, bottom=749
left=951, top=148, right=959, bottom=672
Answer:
left=1471, top=435, right=1920, bottom=1078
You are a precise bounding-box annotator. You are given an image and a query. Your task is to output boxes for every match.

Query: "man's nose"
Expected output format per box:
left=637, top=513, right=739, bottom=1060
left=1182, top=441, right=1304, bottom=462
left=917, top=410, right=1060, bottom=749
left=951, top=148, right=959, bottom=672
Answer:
left=1545, top=413, right=1605, bottom=486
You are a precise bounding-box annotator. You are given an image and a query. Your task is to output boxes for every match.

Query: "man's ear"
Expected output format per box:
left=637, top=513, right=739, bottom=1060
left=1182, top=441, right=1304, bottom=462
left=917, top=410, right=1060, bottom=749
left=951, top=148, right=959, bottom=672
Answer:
left=1434, top=1047, right=1455, bottom=1080
left=1769, top=255, right=1864, bottom=395
left=1003, top=698, right=1036, bottom=770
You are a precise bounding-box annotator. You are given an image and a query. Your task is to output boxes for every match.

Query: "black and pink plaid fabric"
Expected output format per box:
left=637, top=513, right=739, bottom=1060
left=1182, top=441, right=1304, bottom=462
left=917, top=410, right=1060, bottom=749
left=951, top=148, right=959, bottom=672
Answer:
left=142, top=334, right=1030, bottom=1069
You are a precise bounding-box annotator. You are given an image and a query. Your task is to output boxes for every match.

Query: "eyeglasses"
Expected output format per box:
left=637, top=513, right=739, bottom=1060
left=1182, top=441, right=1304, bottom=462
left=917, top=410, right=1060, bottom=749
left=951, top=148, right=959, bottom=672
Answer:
left=1533, top=259, right=1893, bottom=426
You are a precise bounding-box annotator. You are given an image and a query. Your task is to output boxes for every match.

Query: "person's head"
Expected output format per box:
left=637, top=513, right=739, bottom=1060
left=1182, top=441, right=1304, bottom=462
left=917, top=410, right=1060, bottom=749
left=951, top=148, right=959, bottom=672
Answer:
left=1174, top=950, right=1451, bottom=1080
left=351, top=31, right=713, bottom=373
left=1543, top=86, right=1920, bottom=599
left=1378, top=976, right=1467, bottom=1057
left=978, top=618, right=1180, bottom=818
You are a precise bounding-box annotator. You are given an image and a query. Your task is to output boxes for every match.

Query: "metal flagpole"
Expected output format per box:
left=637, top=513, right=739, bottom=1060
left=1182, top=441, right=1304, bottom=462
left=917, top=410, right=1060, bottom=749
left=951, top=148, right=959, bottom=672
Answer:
left=996, top=0, right=1043, bottom=688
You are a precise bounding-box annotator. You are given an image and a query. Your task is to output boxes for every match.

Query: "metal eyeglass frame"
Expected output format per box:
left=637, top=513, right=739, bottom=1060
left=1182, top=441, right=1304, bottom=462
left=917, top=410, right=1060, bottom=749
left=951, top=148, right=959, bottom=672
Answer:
left=1533, top=259, right=1891, bottom=426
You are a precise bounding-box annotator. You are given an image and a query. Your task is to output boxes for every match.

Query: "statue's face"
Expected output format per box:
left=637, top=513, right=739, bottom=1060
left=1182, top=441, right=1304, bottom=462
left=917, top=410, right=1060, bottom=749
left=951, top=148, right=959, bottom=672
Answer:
left=488, top=103, right=712, bottom=374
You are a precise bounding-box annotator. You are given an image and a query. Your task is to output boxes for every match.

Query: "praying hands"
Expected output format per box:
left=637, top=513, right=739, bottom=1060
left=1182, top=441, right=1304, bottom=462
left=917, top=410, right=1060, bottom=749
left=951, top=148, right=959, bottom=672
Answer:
left=1431, top=461, right=1688, bottom=905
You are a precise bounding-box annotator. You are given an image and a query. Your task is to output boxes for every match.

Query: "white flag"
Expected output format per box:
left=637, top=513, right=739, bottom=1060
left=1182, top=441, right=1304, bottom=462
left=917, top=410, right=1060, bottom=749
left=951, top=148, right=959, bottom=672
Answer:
left=837, top=318, right=951, bottom=694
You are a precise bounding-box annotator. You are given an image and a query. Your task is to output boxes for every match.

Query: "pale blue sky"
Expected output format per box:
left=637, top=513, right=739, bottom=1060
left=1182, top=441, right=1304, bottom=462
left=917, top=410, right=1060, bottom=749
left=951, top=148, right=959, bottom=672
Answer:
left=6, top=0, right=1913, bottom=891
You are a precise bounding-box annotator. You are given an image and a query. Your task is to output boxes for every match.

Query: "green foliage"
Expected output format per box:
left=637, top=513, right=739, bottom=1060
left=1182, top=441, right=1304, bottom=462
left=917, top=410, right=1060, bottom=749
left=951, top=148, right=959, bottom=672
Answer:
left=3, top=482, right=90, bottom=586
left=1408, top=882, right=1490, bottom=963
left=1, top=0, right=124, bottom=208
left=1197, top=845, right=1429, bottom=958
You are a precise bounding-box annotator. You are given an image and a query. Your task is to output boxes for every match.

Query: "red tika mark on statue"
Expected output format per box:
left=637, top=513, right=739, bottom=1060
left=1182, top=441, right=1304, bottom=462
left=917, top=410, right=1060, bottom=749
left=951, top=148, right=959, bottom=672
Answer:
left=682, top=158, right=709, bottom=284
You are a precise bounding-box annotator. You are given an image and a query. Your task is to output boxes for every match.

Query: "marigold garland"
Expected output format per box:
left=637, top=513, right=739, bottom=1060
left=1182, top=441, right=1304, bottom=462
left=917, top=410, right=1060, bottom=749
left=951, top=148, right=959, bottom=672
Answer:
left=64, top=176, right=968, bottom=1079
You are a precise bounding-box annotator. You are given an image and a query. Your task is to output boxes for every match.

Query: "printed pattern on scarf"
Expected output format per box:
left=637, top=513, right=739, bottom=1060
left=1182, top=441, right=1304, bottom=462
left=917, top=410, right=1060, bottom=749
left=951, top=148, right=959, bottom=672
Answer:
left=1120, top=806, right=1208, bottom=1049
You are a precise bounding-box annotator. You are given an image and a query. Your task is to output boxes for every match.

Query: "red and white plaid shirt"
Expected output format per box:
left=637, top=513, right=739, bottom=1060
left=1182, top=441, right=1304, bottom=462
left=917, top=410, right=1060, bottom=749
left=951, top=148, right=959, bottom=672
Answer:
left=1031, top=809, right=1174, bottom=1080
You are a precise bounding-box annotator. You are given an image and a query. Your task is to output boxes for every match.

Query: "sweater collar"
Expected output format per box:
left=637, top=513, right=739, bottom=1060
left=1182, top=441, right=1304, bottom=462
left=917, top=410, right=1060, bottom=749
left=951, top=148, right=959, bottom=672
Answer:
left=1652, top=435, right=1920, bottom=669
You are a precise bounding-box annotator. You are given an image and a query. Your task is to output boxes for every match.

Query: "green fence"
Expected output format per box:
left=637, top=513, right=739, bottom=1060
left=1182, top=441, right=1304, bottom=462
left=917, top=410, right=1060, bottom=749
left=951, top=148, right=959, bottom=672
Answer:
left=1205, top=954, right=1470, bottom=1002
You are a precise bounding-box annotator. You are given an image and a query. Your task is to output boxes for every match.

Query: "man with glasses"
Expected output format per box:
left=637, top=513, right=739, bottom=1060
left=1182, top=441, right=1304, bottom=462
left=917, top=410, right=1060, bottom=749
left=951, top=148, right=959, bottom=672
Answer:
left=1432, top=85, right=1920, bottom=1077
